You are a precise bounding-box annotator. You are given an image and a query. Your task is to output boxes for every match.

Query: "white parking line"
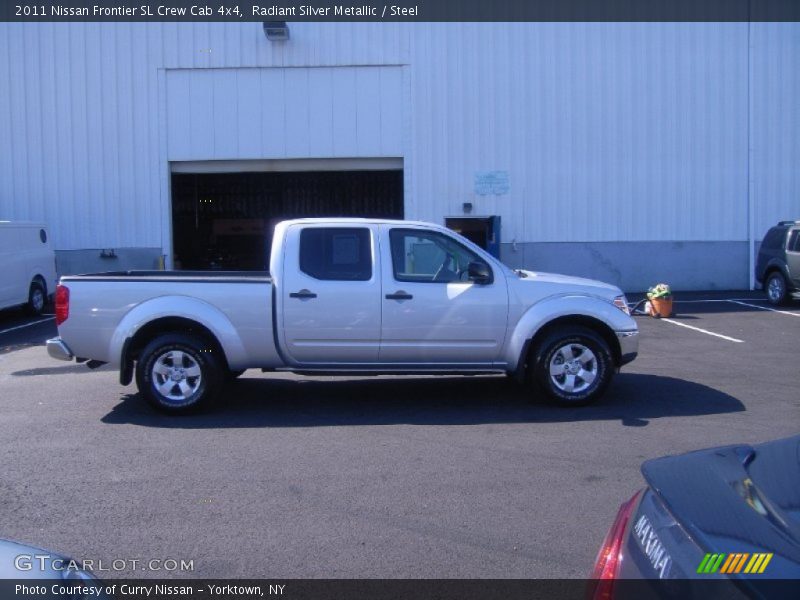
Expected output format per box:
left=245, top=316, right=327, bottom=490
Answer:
left=727, top=300, right=800, bottom=317
left=660, top=318, right=744, bottom=343
left=0, top=317, right=55, bottom=335
left=672, top=298, right=769, bottom=303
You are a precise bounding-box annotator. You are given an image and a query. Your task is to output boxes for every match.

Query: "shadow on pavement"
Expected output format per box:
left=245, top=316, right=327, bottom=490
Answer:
left=101, top=373, right=745, bottom=429
left=11, top=364, right=114, bottom=376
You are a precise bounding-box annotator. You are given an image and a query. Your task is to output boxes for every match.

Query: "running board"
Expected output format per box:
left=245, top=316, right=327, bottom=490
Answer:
left=276, top=367, right=507, bottom=377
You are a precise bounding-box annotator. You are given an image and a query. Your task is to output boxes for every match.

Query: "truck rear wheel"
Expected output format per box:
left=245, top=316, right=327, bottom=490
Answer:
left=530, top=326, right=613, bottom=406
left=135, top=333, right=222, bottom=414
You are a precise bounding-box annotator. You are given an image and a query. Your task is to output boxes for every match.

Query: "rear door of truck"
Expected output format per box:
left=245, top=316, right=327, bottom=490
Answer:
left=279, top=223, right=382, bottom=364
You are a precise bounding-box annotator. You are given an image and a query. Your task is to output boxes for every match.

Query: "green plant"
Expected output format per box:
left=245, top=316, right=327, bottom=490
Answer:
left=647, top=283, right=672, bottom=300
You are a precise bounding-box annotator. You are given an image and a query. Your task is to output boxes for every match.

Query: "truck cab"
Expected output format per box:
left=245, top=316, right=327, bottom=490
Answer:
left=276, top=221, right=509, bottom=367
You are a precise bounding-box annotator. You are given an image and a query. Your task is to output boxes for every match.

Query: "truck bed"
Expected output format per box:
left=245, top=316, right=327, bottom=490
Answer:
left=57, top=271, right=279, bottom=369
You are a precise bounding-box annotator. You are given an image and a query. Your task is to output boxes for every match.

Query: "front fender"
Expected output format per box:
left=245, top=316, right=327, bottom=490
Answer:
left=503, top=294, right=637, bottom=370
left=107, top=295, right=248, bottom=368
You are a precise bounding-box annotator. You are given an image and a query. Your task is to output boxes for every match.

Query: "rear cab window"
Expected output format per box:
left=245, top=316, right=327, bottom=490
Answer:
left=299, top=227, right=372, bottom=281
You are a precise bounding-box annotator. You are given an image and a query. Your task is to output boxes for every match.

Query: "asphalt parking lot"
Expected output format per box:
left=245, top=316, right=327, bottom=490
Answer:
left=0, top=293, right=798, bottom=579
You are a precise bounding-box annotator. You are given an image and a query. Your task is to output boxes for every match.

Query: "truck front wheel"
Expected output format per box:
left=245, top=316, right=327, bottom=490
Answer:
left=135, top=333, right=222, bottom=414
left=530, top=327, right=614, bottom=406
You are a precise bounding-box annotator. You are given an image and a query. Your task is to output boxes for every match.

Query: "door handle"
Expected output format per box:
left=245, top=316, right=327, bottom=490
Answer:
left=289, top=289, right=317, bottom=299
left=385, top=291, right=413, bottom=300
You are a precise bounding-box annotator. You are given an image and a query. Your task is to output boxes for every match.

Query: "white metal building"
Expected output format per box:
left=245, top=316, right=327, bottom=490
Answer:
left=1, top=22, right=798, bottom=290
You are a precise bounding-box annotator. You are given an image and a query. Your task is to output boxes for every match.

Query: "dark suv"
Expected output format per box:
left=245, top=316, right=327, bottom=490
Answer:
left=755, top=220, right=800, bottom=305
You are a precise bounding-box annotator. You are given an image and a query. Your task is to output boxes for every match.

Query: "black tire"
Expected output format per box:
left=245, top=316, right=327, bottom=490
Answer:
left=529, top=326, right=614, bottom=406
left=765, top=271, right=789, bottom=306
left=25, top=279, right=46, bottom=316
left=226, top=369, right=246, bottom=382
left=135, top=333, right=223, bottom=415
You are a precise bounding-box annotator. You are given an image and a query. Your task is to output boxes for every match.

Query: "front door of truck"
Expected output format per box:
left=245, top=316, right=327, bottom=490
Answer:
left=378, top=226, right=509, bottom=365
left=280, top=224, right=381, bottom=364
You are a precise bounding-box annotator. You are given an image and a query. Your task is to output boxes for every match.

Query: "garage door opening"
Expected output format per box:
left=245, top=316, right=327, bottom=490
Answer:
left=171, top=168, right=403, bottom=270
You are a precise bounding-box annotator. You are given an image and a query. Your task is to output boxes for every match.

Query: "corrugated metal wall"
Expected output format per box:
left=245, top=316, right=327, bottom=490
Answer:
left=407, top=23, right=751, bottom=242
left=0, top=22, right=409, bottom=250
left=0, top=22, right=798, bottom=253
left=750, top=22, right=800, bottom=238
left=165, top=66, right=403, bottom=160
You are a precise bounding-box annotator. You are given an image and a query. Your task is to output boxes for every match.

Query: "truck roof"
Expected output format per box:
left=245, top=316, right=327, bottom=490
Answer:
left=279, top=217, right=446, bottom=229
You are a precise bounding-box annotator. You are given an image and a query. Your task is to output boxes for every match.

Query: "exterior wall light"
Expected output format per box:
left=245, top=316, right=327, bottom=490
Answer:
left=263, top=22, right=290, bottom=41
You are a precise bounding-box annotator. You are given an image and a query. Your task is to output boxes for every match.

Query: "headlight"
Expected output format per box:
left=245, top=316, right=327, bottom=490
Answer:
left=613, top=295, right=631, bottom=315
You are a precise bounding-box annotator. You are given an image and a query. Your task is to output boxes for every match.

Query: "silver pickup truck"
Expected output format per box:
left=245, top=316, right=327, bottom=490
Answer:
left=47, top=218, right=638, bottom=414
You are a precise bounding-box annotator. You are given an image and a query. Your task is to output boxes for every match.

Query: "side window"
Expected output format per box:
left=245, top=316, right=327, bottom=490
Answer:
left=389, top=229, right=491, bottom=283
left=299, top=228, right=372, bottom=281
left=788, top=230, right=800, bottom=252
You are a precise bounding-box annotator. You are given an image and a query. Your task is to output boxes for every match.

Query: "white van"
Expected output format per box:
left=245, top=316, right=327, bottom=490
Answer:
left=0, top=221, right=57, bottom=315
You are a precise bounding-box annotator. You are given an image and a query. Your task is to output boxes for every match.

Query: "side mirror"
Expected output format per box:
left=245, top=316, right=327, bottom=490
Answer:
left=467, top=261, right=492, bottom=284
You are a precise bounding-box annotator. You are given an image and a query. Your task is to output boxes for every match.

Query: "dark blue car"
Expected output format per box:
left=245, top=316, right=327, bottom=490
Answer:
left=589, top=435, right=800, bottom=599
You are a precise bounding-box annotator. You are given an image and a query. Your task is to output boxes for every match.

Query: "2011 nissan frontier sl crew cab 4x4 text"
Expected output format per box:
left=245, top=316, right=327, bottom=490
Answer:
left=46, top=219, right=639, bottom=414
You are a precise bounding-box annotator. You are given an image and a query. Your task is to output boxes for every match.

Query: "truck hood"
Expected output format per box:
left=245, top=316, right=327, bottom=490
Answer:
left=513, top=270, right=622, bottom=299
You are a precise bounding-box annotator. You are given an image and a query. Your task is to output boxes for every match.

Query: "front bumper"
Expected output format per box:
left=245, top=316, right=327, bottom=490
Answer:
left=616, top=330, right=639, bottom=366
left=46, top=337, right=74, bottom=361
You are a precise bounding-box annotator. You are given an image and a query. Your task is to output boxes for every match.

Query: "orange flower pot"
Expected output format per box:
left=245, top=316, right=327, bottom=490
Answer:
left=650, top=297, right=673, bottom=318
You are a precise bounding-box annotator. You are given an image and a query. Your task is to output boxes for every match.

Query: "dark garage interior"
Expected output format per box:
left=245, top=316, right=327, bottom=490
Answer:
left=171, top=170, right=404, bottom=270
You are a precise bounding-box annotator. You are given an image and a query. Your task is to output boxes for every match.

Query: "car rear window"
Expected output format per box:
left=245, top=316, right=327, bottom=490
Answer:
left=761, top=228, right=786, bottom=250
